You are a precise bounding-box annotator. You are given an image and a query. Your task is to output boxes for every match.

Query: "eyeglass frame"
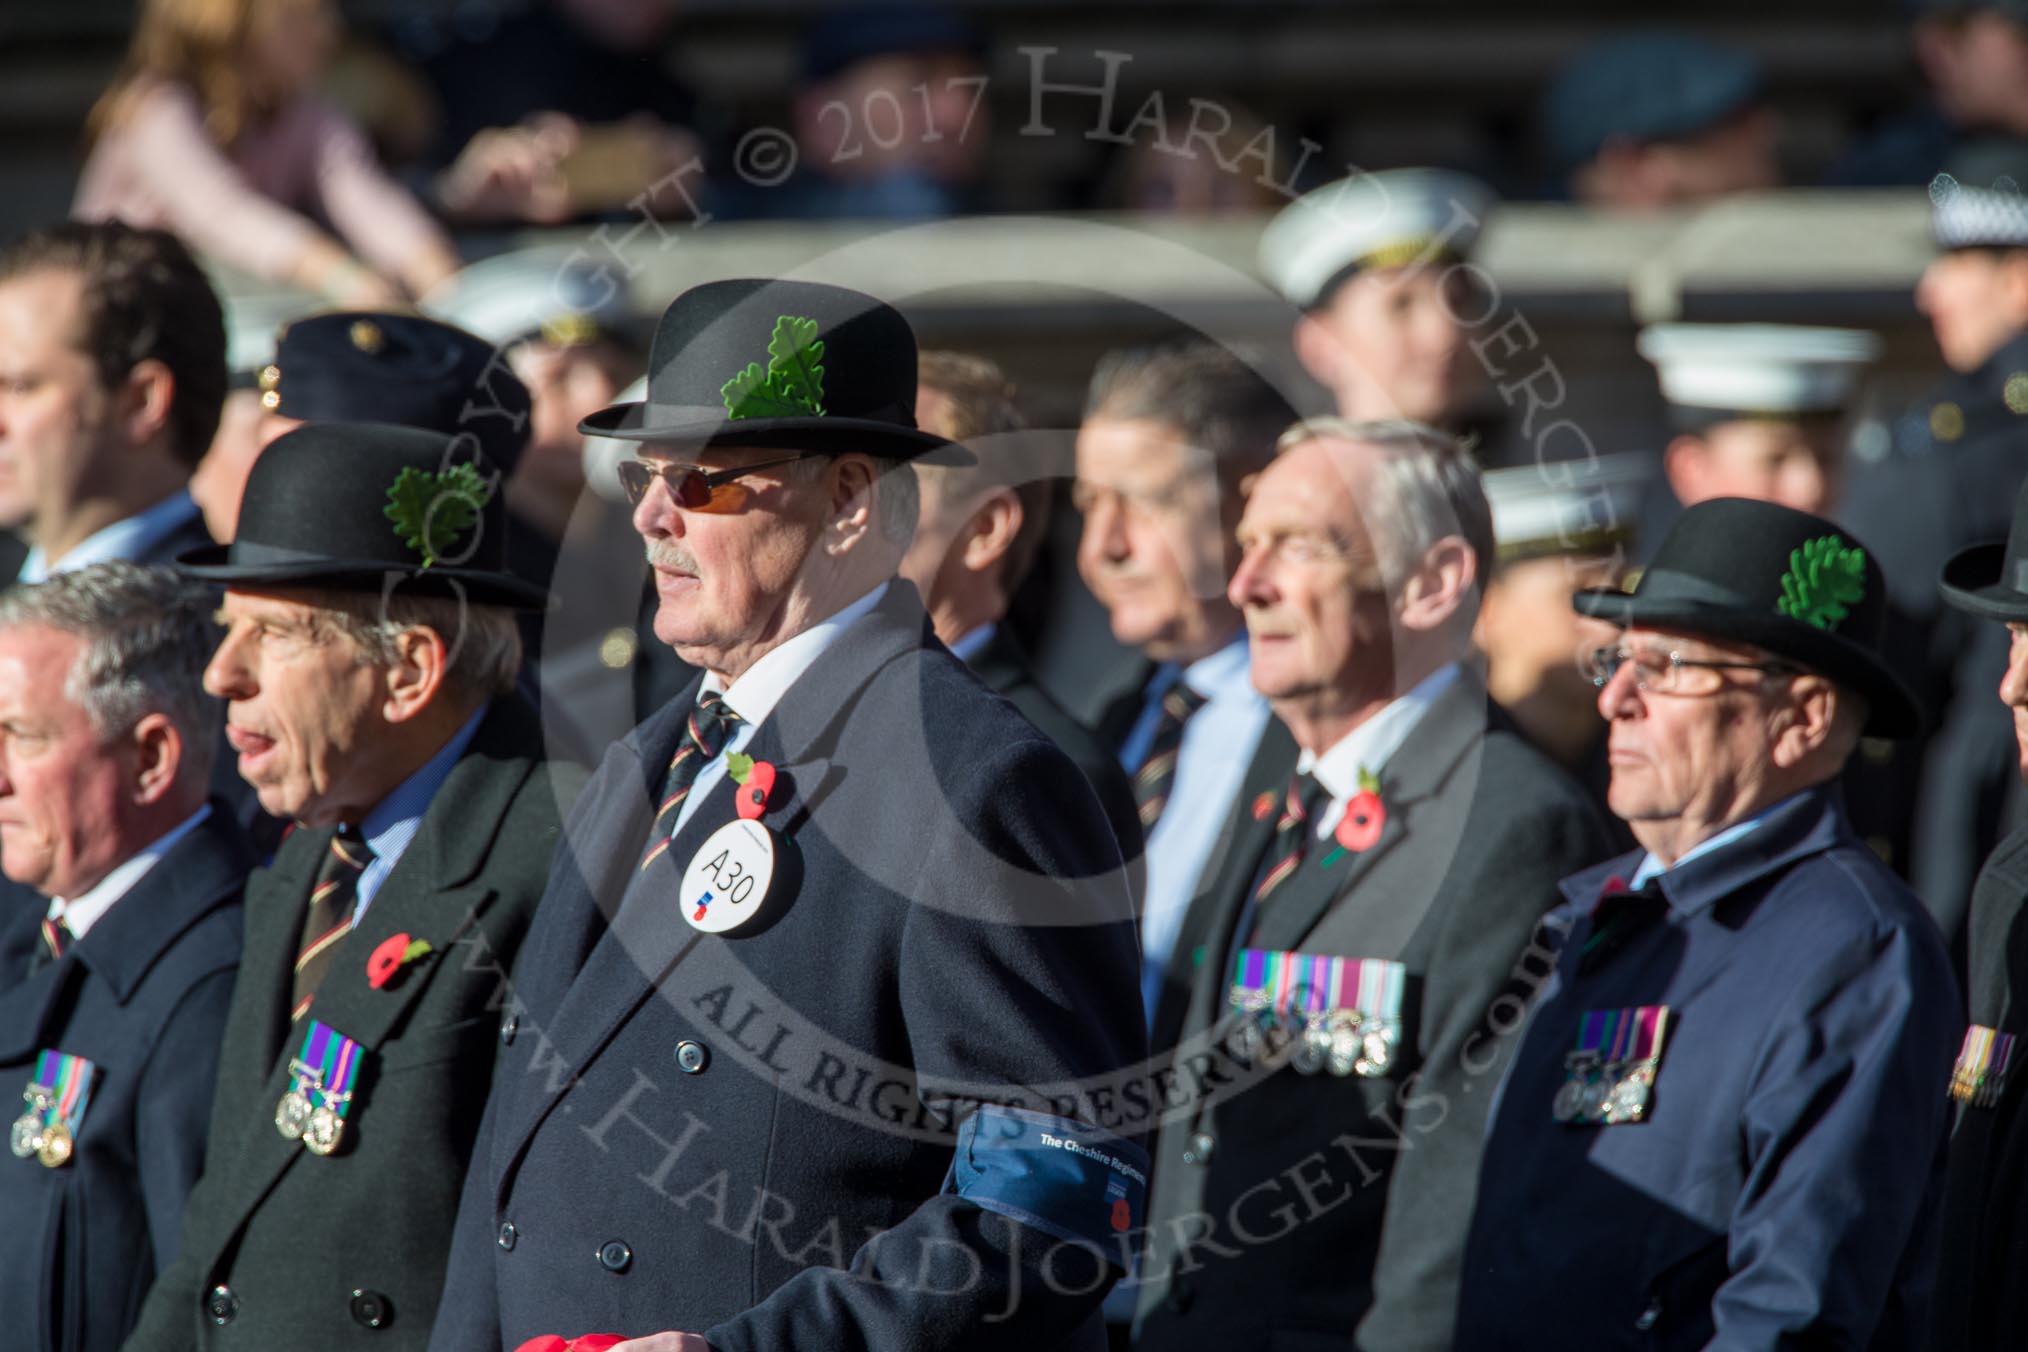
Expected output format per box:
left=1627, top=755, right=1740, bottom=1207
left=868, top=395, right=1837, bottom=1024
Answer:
left=1584, top=642, right=1805, bottom=696
left=615, top=454, right=808, bottom=510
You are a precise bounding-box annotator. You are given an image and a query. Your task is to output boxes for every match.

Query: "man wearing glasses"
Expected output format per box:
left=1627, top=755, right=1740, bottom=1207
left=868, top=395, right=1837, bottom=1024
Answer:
left=429, top=280, right=1148, bottom=1352
left=1456, top=497, right=1960, bottom=1349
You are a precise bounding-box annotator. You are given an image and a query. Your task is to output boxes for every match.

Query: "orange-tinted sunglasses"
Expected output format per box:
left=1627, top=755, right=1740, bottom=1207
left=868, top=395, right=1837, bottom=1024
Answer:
left=615, top=455, right=804, bottom=511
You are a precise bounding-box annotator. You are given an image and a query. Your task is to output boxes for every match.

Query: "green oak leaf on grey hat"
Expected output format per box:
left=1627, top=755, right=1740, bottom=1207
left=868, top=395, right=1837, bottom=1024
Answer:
left=1572, top=496, right=1920, bottom=737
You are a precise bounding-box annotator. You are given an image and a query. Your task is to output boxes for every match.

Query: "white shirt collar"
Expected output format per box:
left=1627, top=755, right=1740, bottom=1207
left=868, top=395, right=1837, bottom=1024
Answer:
left=706, top=582, right=889, bottom=726
left=48, top=804, right=213, bottom=939
left=1297, top=663, right=1462, bottom=801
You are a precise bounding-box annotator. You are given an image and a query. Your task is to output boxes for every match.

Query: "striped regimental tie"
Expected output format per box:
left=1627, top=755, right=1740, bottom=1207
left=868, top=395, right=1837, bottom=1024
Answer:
left=640, top=689, right=744, bottom=872
left=1252, top=773, right=1325, bottom=907
left=26, top=909, right=73, bottom=977
left=1133, top=683, right=1210, bottom=830
left=292, top=828, right=375, bottom=1021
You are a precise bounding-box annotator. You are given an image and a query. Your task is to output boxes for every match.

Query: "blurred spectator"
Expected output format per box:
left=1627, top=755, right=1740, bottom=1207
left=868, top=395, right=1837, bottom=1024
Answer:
left=1633, top=323, right=1882, bottom=550
left=728, top=3, right=990, bottom=220
left=1099, top=97, right=1288, bottom=213
left=1833, top=1, right=2028, bottom=187
left=898, top=351, right=1142, bottom=861
left=0, top=222, right=222, bottom=584
left=1259, top=168, right=1496, bottom=431
left=427, top=249, right=644, bottom=553
left=74, top=0, right=460, bottom=306
left=1843, top=145, right=2028, bottom=937
left=402, top=0, right=702, bottom=225
left=1542, top=32, right=1781, bottom=209
left=1476, top=457, right=1643, bottom=796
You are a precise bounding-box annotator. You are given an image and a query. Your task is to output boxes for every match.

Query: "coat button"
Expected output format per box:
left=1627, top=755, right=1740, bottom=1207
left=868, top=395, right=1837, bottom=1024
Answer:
left=675, top=1040, right=709, bottom=1074
left=1634, top=1298, right=1661, bottom=1331
left=205, top=1285, right=239, bottom=1325
left=500, top=1011, right=520, bottom=1046
left=1181, top=1130, right=1214, bottom=1165
left=598, top=1240, right=633, bottom=1273
left=497, top=1220, right=518, bottom=1251
left=349, top=1289, right=391, bottom=1329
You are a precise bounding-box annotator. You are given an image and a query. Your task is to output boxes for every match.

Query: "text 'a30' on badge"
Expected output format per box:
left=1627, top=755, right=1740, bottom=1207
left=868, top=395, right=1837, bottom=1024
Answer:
left=681, top=818, right=780, bottom=935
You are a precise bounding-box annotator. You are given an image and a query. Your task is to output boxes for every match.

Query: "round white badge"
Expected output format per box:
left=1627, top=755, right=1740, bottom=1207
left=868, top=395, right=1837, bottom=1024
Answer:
left=679, top=818, right=777, bottom=934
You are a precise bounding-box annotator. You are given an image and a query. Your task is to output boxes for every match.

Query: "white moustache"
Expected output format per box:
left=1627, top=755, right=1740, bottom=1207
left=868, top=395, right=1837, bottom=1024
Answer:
left=644, top=541, right=699, bottom=575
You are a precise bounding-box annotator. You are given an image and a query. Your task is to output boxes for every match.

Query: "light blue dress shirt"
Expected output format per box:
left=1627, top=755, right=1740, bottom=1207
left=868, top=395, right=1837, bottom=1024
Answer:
left=17, top=490, right=202, bottom=583
left=1121, top=636, right=1271, bottom=1023
left=352, top=704, right=488, bottom=922
left=1629, top=799, right=1786, bottom=889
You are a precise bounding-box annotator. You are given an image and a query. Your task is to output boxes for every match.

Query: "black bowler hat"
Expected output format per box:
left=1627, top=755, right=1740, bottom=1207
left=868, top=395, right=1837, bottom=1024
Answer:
left=177, top=422, right=547, bottom=609
left=260, top=312, right=532, bottom=475
left=577, top=278, right=962, bottom=461
left=1940, top=478, right=2028, bottom=622
left=1573, top=497, right=1921, bottom=736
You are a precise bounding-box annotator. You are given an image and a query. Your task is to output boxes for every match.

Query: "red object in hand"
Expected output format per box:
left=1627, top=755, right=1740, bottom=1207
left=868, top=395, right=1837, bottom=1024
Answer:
left=512, top=1339, right=569, bottom=1352
left=1335, top=792, right=1386, bottom=853
left=568, top=1338, right=627, bottom=1351
left=736, top=760, right=777, bottom=820
left=366, top=933, right=411, bottom=990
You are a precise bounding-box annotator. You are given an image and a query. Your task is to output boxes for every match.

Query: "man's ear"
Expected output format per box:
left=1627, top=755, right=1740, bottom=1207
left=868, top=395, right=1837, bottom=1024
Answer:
left=128, top=711, right=183, bottom=806
left=1769, top=675, right=1839, bottom=770
left=1662, top=433, right=1711, bottom=507
left=824, top=455, right=878, bottom=556
left=382, top=623, right=451, bottom=724
left=1397, top=536, right=1478, bottom=634
left=958, top=489, right=1022, bottom=576
left=116, top=358, right=177, bottom=452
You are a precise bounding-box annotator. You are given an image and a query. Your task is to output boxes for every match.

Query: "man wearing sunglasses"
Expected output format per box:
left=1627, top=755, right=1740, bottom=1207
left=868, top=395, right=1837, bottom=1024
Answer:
left=1456, top=497, right=1960, bottom=1349
left=429, top=280, right=1147, bottom=1352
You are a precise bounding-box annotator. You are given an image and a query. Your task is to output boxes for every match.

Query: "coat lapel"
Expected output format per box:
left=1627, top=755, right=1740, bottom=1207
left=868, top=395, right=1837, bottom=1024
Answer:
left=494, top=583, right=927, bottom=1180
left=210, top=699, right=543, bottom=1235
left=1249, top=673, right=1489, bottom=955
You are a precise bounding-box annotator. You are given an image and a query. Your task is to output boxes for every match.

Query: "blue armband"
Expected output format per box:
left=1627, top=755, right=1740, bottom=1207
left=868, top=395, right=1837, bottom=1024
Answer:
left=944, top=1104, right=1149, bottom=1262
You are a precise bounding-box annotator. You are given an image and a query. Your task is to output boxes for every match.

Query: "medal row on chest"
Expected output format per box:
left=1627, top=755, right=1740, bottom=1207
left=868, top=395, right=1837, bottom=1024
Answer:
left=1227, top=949, right=1406, bottom=1079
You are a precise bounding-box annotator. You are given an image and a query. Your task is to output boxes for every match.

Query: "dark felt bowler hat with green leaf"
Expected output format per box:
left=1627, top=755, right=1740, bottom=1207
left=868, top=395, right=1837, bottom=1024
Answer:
left=176, top=421, right=547, bottom=609
left=1573, top=497, right=1921, bottom=736
left=577, top=277, right=961, bottom=460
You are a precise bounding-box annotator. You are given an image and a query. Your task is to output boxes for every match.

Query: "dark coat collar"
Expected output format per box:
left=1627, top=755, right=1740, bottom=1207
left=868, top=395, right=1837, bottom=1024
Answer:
left=1559, top=784, right=1848, bottom=919
left=69, top=805, right=252, bottom=1004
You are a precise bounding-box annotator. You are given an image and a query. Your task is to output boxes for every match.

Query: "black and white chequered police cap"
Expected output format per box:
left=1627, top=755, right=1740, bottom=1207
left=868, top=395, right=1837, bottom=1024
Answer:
left=1931, top=172, right=2028, bottom=250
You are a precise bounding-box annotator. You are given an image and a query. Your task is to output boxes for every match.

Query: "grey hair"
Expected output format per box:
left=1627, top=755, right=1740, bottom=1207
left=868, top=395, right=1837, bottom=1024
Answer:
left=296, top=589, right=523, bottom=698
left=0, top=562, right=221, bottom=779
left=1085, top=341, right=1291, bottom=486
left=1275, top=417, right=1495, bottom=589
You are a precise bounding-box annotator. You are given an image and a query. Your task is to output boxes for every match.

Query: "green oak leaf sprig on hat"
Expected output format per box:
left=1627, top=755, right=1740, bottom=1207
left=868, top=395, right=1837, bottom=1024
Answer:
left=721, top=315, right=827, bottom=421
left=384, top=463, right=492, bottom=570
left=1775, top=535, right=1866, bottom=632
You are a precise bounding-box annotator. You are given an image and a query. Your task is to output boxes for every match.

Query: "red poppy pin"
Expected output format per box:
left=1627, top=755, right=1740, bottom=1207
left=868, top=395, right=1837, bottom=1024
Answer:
left=366, top=932, right=434, bottom=990
left=1110, top=1198, right=1133, bottom=1231
left=1320, top=768, right=1386, bottom=868
left=727, top=753, right=777, bottom=820
left=1251, top=790, right=1276, bottom=822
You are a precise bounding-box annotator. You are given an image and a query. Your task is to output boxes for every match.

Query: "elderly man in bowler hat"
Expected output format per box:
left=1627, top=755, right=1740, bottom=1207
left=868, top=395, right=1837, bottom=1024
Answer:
left=1930, top=476, right=2028, bottom=1350
left=1455, top=498, right=1959, bottom=1349
left=427, top=279, right=1147, bottom=1352
left=125, top=422, right=578, bottom=1352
